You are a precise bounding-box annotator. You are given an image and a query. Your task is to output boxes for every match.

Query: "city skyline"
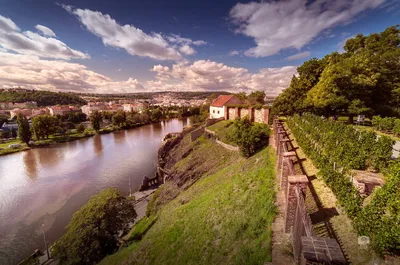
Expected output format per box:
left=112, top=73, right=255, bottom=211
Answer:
left=0, top=0, right=399, bottom=95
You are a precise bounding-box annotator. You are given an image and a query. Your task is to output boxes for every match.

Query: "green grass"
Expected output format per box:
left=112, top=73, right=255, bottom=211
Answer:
left=128, top=216, right=158, bottom=241
left=207, top=120, right=236, bottom=145
left=0, top=139, right=30, bottom=155
left=99, top=138, right=276, bottom=265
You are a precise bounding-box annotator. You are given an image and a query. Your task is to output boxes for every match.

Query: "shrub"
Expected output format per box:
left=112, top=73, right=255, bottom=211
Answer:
left=393, top=119, right=400, bottom=136
left=371, top=116, right=382, bottom=130
left=52, top=188, right=137, bottom=265
left=230, top=117, right=270, bottom=157
left=83, top=128, right=95, bottom=136
left=76, top=124, right=85, bottom=133
left=380, top=117, right=396, bottom=132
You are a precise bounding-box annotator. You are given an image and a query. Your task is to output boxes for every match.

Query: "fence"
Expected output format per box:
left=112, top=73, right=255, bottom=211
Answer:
left=273, top=118, right=347, bottom=264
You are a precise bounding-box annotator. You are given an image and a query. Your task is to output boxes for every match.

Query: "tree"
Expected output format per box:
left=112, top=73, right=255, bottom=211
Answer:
left=150, top=108, right=162, bottom=121
left=53, top=188, right=137, bottom=265
left=274, top=26, right=400, bottom=117
left=16, top=113, right=31, bottom=145
left=31, top=115, right=58, bottom=139
left=247, top=91, right=266, bottom=105
left=112, top=110, right=126, bottom=127
left=230, top=117, right=270, bottom=157
left=90, top=111, right=102, bottom=131
left=76, top=124, right=85, bottom=133
left=0, top=114, right=9, bottom=127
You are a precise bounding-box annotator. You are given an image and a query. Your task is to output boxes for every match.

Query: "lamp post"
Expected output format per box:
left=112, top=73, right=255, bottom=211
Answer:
left=129, top=176, right=132, bottom=197
left=41, top=224, right=50, bottom=260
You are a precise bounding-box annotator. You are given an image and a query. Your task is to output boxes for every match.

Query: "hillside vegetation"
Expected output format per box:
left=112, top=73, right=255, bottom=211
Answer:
left=0, top=89, right=87, bottom=106
left=273, top=26, right=400, bottom=118
left=99, top=134, right=276, bottom=265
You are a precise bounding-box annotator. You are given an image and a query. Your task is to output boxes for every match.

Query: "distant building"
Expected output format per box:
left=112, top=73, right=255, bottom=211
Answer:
left=47, top=106, right=79, bottom=116
left=81, top=102, right=107, bottom=116
left=209, top=95, right=243, bottom=119
left=0, top=101, right=37, bottom=110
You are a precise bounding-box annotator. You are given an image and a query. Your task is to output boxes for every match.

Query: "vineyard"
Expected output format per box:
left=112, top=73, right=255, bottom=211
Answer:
left=287, top=114, right=400, bottom=255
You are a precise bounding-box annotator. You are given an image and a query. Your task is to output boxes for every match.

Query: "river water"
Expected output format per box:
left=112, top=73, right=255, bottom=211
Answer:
left=0, top=118, right=189, bottom=265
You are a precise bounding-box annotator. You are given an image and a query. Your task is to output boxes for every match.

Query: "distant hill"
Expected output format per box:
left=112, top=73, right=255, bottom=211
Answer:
left=0, top=89, right=87, bottom=107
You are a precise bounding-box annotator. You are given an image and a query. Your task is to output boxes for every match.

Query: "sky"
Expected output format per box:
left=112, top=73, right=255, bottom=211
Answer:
left=0, top=0, right=399, bottom=96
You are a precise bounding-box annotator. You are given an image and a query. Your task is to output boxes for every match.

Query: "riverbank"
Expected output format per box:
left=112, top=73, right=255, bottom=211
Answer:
left=98, top=126, right=277, bottom=265
left=0, top=120, right=171, bottom=157
left=1, top=118, right=190, bottom=265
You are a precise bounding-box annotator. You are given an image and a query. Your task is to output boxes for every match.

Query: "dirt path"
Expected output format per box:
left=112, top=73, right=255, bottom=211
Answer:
left=269, top=133, right=294, bottom=265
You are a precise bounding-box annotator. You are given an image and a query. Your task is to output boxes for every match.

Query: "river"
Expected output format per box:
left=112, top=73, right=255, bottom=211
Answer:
left=0, top=118, right=189, bottom=265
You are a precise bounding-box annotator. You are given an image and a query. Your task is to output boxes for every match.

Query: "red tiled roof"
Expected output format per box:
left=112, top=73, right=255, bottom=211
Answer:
left=211, top=95, right=239, bottom=107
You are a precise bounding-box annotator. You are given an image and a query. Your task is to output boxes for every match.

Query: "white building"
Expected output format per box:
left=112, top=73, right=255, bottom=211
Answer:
left=209, top=95, right=243, bottom=119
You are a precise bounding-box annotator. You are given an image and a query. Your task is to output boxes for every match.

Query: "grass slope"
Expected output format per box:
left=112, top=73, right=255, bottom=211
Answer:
left=100, top=137, right=276, bottom=265
left=207, top=120, right=236, bottom=145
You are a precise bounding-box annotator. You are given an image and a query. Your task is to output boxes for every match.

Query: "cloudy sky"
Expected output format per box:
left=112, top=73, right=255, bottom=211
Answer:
left=0, top=0, right=399, bottom=96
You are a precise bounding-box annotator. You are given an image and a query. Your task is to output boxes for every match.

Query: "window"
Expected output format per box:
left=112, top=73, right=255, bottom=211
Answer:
left=213, top=110, right=215, bottom=113
left=217, top=111, right=220, bottom=114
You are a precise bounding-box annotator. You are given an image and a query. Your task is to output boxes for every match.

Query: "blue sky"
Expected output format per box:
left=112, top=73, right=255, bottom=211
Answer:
left=0, top=0, right=399, bottom=95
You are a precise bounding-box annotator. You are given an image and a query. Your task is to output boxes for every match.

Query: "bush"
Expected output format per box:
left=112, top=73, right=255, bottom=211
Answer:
left=52, top=188, right=137, bottom=265
left=76, top=124, right=85, bottom=133
left=393, top=119, right=400, bottom=136
left=83, top=128, right=95, bottom=136
left=230, top=117, right=270, bottom=157
left=371, top=115, right=382, bottom=130
left=380, top=117, right=396, bottom=132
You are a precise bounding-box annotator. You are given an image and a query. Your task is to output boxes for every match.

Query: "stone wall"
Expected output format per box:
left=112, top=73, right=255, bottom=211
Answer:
left=225, top=107, right=269, bottom=124
left=240, top=108, right=249, bottom=118
left=190, top=127, right=204, bottom=142
left=228, top=108, right=236, bottom=120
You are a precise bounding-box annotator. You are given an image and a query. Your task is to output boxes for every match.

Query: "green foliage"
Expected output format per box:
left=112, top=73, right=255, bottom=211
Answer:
left=230, top=117, right=270, bottom=157
left=90, top=111, right=102, bottom=131
left=393, top=119, right=400, bottom=136
left=53, top=188, right=137, bottom=265
left=247, top=91, right=265, bottom=105
left=287, top=114, right=398, bottom=254
left=0, top=89, right=86, bottom=106
left=31, top=115, right=58, bottom=139
left=98, top=144, right=276, bottom=265
left=0, top=114, right=9, bottom=127
left=76, top=124, right=85, bottom=133
left=274, top=26, right=400, bottom=117
left=16, top=113, right=31, bottom=145
left=355, top=161, right=400, bottom=255
left=372, top=115, right=396, bottom=132
left=112, top=110, right=126, bottom=127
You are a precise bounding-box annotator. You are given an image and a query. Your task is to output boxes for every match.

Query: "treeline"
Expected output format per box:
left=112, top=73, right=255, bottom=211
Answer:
left=273, top=26, right=400, bottom=119
left=0, top=89, right=87, bottom=106
left=287, top=114, right=398, bottom=254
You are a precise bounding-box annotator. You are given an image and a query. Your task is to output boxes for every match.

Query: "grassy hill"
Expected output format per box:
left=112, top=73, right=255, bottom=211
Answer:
left=99, top=133, right=276, bottom=265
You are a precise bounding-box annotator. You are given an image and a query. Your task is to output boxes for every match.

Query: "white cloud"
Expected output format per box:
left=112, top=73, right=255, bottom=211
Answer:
left=179, top=44, right=195, bottom=55
left=285, top=51, right=311, bottom=61
left=167, top=34, right=207, bottom=46
left=0, top=15, right=88, bottom=60
left=0, top=52, right=144, bottom=93
left=149, top=60, right=296, bottom=96
left=229, top=50, right=240, bottom=56
left=35, top=25, right=56, bottom=37
left=0, top=16, right=20, bottom=32
left=63, top=6, right=189, bottom=61
left=230, top=0, right=384, bottom=57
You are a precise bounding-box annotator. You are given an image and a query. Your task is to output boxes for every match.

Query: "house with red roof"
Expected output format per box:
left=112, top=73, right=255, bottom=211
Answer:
left=209, top=95, right=243, bottom=119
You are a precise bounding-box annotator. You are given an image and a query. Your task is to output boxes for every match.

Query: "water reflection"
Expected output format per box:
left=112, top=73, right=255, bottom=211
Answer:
left=0, top=118, right=189, bottom=265
left=23, top=151, right=38, bottom=180
left=93, top=135, right=103, bottom=156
